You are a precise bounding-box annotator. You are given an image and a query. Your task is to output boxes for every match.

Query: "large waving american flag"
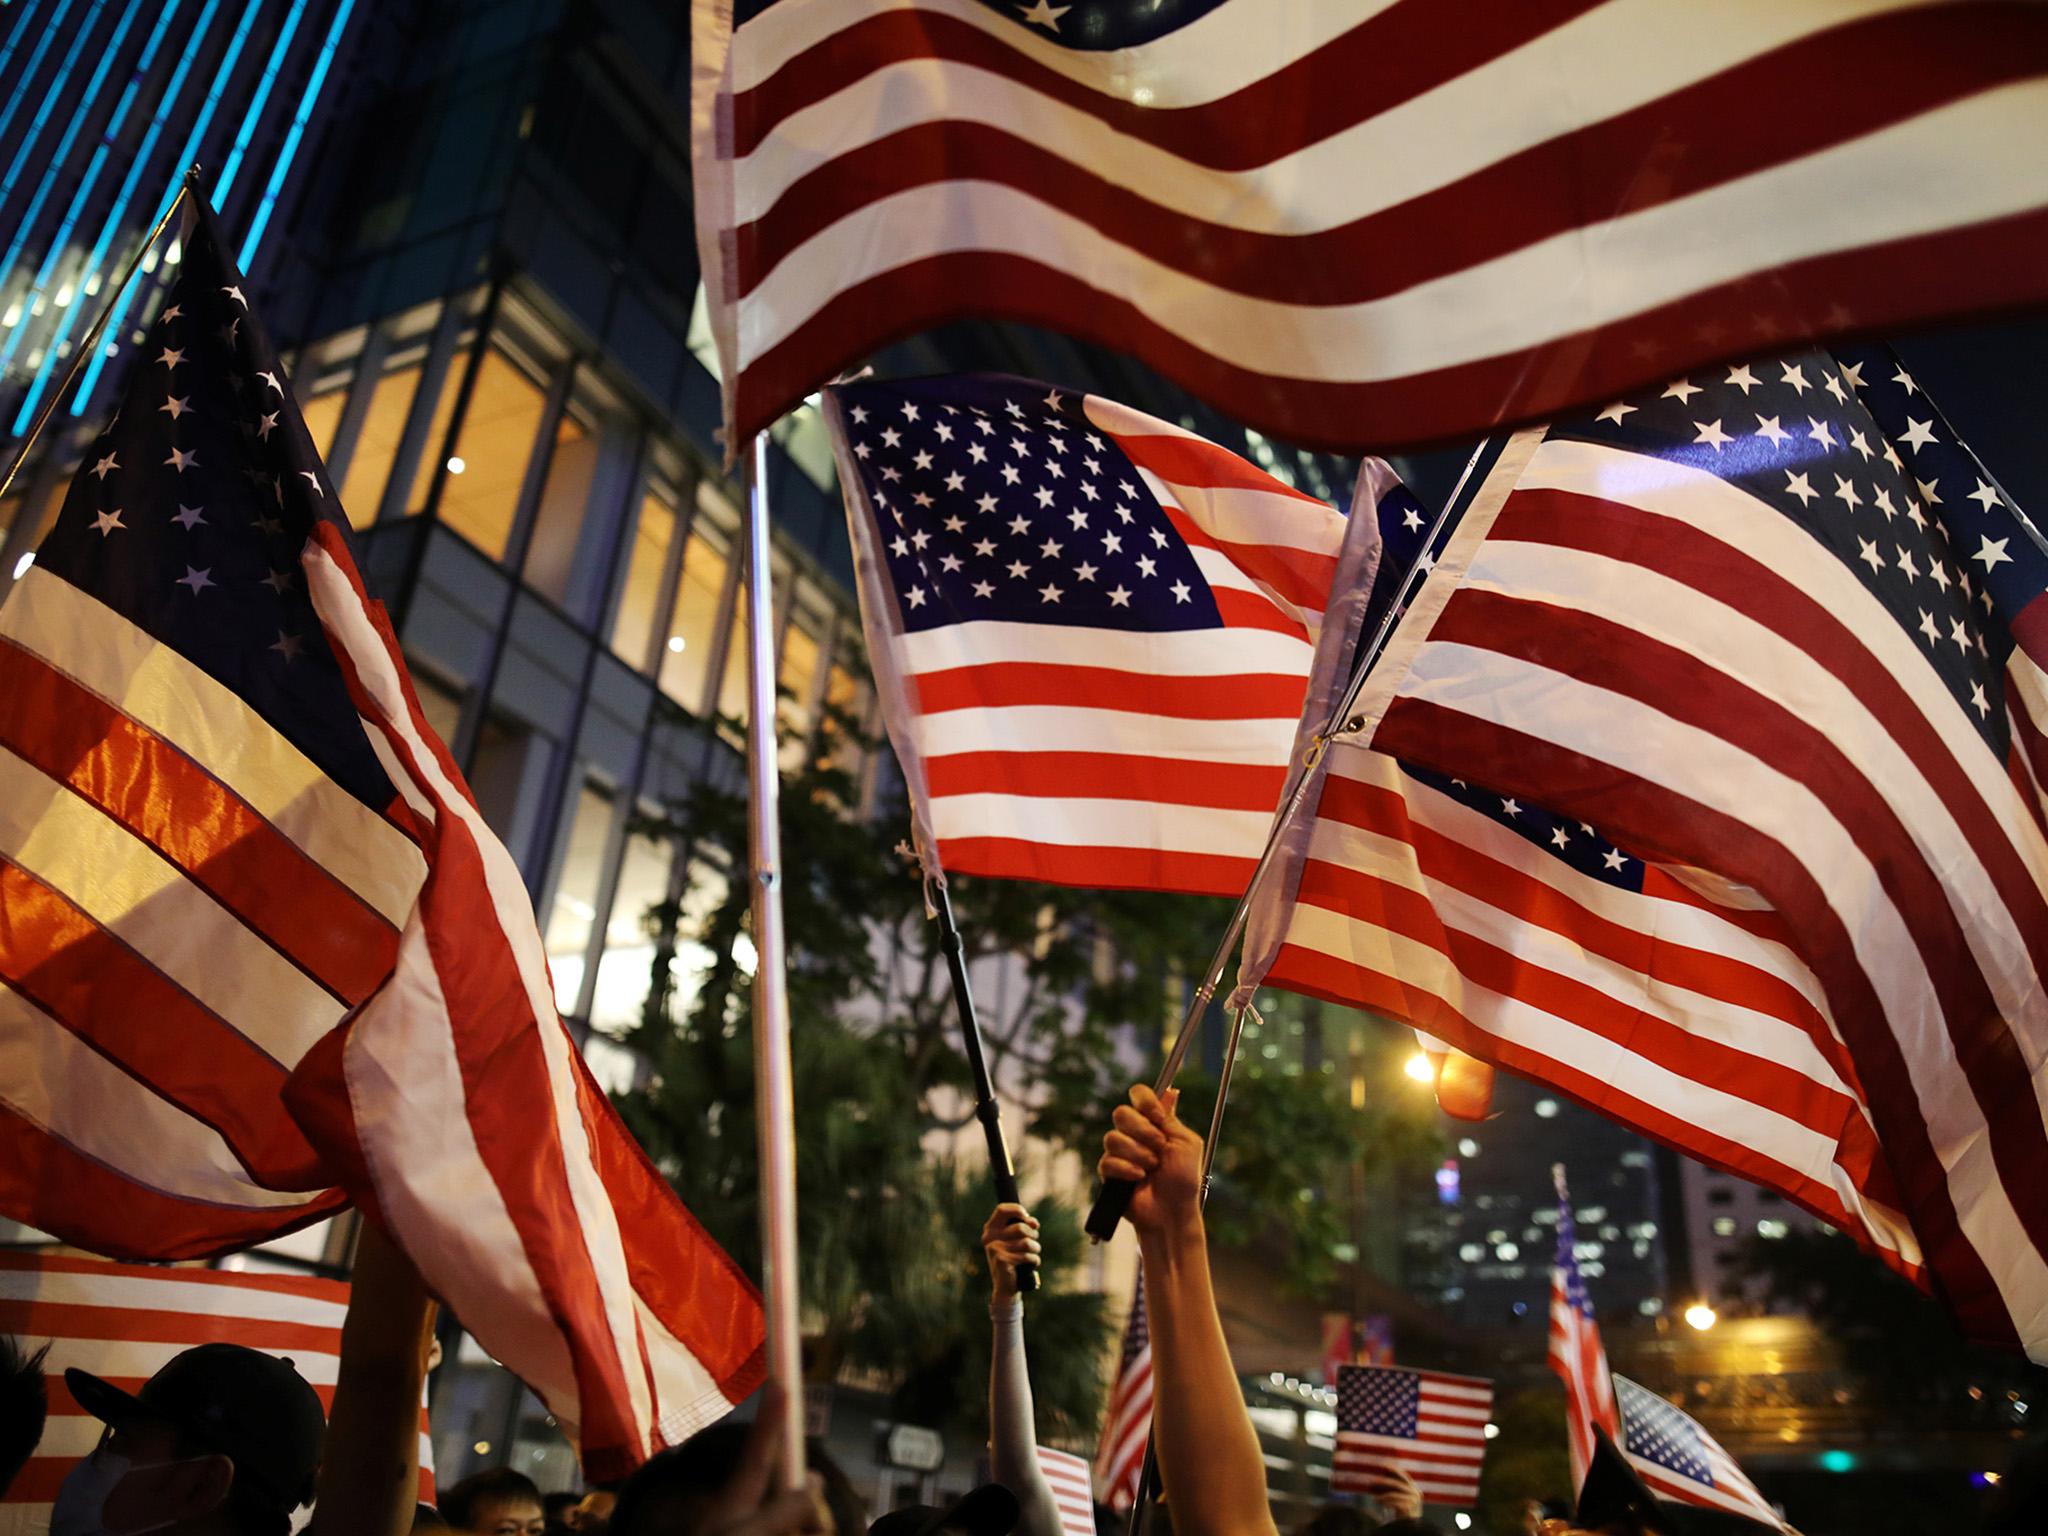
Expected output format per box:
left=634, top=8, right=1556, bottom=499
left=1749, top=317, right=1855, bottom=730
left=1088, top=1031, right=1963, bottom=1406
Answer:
left=1331, top=1363, right=1493, bottom=1507
left=1611, top=1376, right=1792, bottom=1532
left=1321, top=345, right=2048, bottom=1362
left=1548, top=1168, right=1619, bottom=1494
left=0, top=200, right=762, bottom=1479
left=1092, top=1267, right=1151, bottom=1511
left=693, top=0, right=2048, bottom=452
left=822, top=374, right=1384, bottom=896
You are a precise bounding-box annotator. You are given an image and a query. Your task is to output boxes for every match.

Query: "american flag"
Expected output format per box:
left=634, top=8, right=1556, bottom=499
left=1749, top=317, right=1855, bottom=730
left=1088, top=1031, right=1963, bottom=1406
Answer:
left=0, top=1252, right=434, bottom=1529
left=1092, top=1267, right=1151, bottom=1511
left=693, top=0, right=2048, bottom=453
left=1035, top=1446, right=1098, bottom=1536
left=1611, top=1375, right=1792, bottom=1532
left=823, top=374, right=1383, bottom=896
left=1331, top=1363, right=1493, bottom=1507
left=1331, top=343, right=2048, bottom=1361
left=0, top=198, right=764, bottom=1479
left=1547, top=1167, right=1619, bottom=1494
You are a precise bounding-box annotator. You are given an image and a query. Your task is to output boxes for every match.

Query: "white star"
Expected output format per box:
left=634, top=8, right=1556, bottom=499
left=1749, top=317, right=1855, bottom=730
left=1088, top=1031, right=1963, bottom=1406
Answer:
left=912, top=491, right=934, bottom=509
left=1692, top=419, right=1730, bottom=451
left=944, top=471, right=965, bottom=493
left=1950, top=615, right=1971, bottom=652
left=1402, top=507, right=1424, bottom=533
left=1047, top=435, right=1069, bottom=456
left=1011, top=438, right=1031, bottom=458
left=1971, top=682, right=1990, bottom=719
left=849, top=405, right=868, bottom=425
left=890, top=536, right=909, bottom=557
left=90, top=452, right=119, bottom=480
left=1872, top=486, right=1898, bottom=521
left=1501, top=798, right=1521, bottom=818
left=90, top=507, right=124, bottom=536
left=1008, top=515, right=1030, bottom=536
left=853, top=442, right=870, bottom=460
left=1113, top=504, right=1134, bottom=524
left=171, top=503, right=205, bottom=530
left=1969, top=478, right=2002, bottom=512
left=934, top=421, right=954, bottom=442
left=165, top=446, right=198, bottom=473
left=977, top=493, right=998, bottom=514
left=1974, top=535, right=2013, bottom=571
left=299, top=471, right=322, bottom=496
left=1594, top=401, right=1637, bottom=425
left=1117, top=480, right=1136, bottom=498
left=1785, top=471, right=1817, bottom=506
left=967, top=442, right=987, bottom=464
left=906, top=586, right=927, bottom=608
left=1822, top=372, right=1848, bottom=405
left=160, top=303, right=182, bottom=322
left=270, top=631, right=302, bottom=662
left=999, top=464, right=1020, bottom=485
left=1883, top=441, right=1903, bottom=473
left=256, top=410, right=280, bottom=440
left=879, top=466, right=901, bottom=484
left=971, top=580, right=994, bottom=599
left=1039, top=537, right=1063, bottom=558
left=1102, top=532, right=1123, bottom=554
left=910, top=529, right=931, bottom=550
left=1078, top=481, right=1099, bottom=502
left=1034, top=485, right=1055, bottom=508
left=1857, top=536, right=1884, bottom=574
left=257, top=369, right=282, bottom=395
left=1038, top=582, right=1064, bottom=604
left=1832, top=475, right=1862, bottom=511
left=1918, top=609, right=1941, bottom=646
left=1549, top=825, right=1571, bottom=849
left=222, top=284, right=246, bottom=307
left=974, top=416, right=995, bottom=435
left=1847, top=428, right=1872, bottom=461
left=1169, top=580, right=1191, bottom=603
left=941, top=515, right=964, bottom=535
left=157, top=346, right=184, bottom=370
left=912, top=449, right=934, bottom=472
left=1724, top=364, right=1761, bottom=394
left=1137, top=556, right=1158, bottom=577
left=1661, top=379, right=1701, bottom=403
left=1108, top=586, right=1131, bottom=607
left=1149, top=527, right=1168, bottom=548
left=1006, top=560, right=1029, bottom=580
left=262, top=567, right=294, bottom=594
left=1042, top=388, right=1063, bottom=410
left=1929, top=560, right=1951, bottom=594
left=159, top=394, right=190, bottom=420
left=1780, top=362, right=1811, bottom=394
left=901, top=400, right=920, bottom=423
left=1602, top=848, right=1627, bottom=872
left=1900, top=417, right=1938, bottom=451
left=1068, top=509, right=1089, bottom=530
left=1045, top=460, right=1065, bottom=481
left=973, top=538, right=996, bottom=557
left=1017, top=0, right=1070, bottom=29
left=1895, top=546, right=1920, bottom=583
left=1917, top=477, right=1942, bottom=506
left=1806, top=417, right=1837, bottom=450
left=1905, top=499, right=1928, bottom=533
left=175, top=565, right=213, bottom=594
left=940, top=553, right=962, bottom=573
left=1753, top=415, right=1790, bottom=446
left=1840, top=360, right=1866, bottom=388
left=1892, top=366, right=1918, bottom=395
left=1074, top=560, right=1098, bottom=582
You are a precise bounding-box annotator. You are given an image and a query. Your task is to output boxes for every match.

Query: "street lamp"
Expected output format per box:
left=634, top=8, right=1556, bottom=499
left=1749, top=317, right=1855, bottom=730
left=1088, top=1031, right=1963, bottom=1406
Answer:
left=1404, top=1051, right=1434, bottom=1083
left=1683, top=1302, right=1718, bottom=1331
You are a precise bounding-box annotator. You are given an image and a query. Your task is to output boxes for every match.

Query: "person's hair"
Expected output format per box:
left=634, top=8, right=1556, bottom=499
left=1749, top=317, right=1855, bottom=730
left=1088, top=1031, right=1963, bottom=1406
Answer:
left=441, top=1467, right=545, bottom=1531
left=1294, top=1505, right=1376, bottom=1536
left=413, top=1504, right=454, bottom=1533
left=543, top=1490, right=580, bottom=1526
left=610, top=1425, right=860, bottom=1535
left=0, top=1337, right=48, bottom=1498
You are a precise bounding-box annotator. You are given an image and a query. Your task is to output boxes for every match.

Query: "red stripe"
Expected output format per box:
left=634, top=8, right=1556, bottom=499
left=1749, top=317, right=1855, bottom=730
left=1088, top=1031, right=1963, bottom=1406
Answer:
left=912, top=659, right=1309, bottom=718
left=1116, top=433, right=1325, bottom=506
left=2005, top=737, right=2048, bottom=843
left=1213, top=586, right=1307, bottom=636
left=939, top=835, right=1253, bottom=897
left=731, top=205, right=2048, bottom=453
left=0, top=1099, right=342, bottom=1264
left=737, top=10, right=2048, bottom=306
left=0, top=1300, right=339, bottom=1353
left=1490, top=489, right=2048, bottom=965
left=1419, top=589, right=2048, bottom=1259
left=0, top=858, right=329, bottom=1189
left=926, top=751, right=1288, bottom=811
left=732, top=0, right=1600, bottom=162
left=1158, top=503, right=1337, bottom=614
left=2005, top=681, right=2048, bottom=816
left=0, top=640, right=398, bottom=1006
left=1638, top=864, right=1794, bottom=948
left=1372, top=697, right=2005, bottom=1343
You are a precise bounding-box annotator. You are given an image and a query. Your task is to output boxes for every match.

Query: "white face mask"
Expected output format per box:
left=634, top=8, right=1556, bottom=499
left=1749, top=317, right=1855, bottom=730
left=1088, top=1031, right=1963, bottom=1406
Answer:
left=49, top=1452, right=190, bottom=1536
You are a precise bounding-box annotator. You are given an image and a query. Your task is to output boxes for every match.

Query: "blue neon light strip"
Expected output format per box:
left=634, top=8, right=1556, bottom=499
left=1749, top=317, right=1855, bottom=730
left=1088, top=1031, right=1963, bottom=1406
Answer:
left=65, top=0, right=262, bottom=419
left=0, top=0, right=51, bottom=91
left=216, top=0, right=310, bottom=208
left=0, top=0, right=77, bottom=162
left=238, top=0, right=355, bottom=270
left=0, top=0, right=92, bottom=216
left=0, top=2, right=143, bottom=371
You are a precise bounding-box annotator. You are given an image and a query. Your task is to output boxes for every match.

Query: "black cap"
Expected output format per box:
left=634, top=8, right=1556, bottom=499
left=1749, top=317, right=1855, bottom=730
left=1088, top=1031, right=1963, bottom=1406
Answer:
left=66, top=1342, right=325, bottom=1512
left=1575, top=1429, right=1678, bottom=1534
left=867, top=1483, right=1020, bottom=1536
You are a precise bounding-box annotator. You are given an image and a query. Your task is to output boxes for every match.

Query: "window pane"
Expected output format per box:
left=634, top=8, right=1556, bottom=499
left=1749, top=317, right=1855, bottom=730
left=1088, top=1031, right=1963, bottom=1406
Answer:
left=657, top=511, right=730, bottom=711
left=777, top=598, right=824, bottom=766
left=609, top=488, right=677, bottom=669
left=822, top=657, right=872, bottom=777
left=588, top=830, right=673, bottom=1034
left=543, top=783, right=614, bottom=1016
left=521, top=406, right=598, bottom=605
left=431, top=347, right=549, bottom=560
left=339, top=363, right=431, bottom=530
left=299, top=386, right=346, bottom=459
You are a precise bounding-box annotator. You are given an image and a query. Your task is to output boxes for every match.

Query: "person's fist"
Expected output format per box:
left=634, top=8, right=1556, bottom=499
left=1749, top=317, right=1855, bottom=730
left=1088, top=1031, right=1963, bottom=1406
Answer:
left=981, top=1203, right=1042, bottom=1299
left=1096, top=1084, right=1204, bottom=1236
left=1377, top=1466, right=1423, bottom=1520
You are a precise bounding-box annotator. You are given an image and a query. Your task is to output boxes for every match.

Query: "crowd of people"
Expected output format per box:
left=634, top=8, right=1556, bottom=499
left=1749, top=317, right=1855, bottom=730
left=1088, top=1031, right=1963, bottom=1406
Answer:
left=8, top=1085, right=2040, bottom=1535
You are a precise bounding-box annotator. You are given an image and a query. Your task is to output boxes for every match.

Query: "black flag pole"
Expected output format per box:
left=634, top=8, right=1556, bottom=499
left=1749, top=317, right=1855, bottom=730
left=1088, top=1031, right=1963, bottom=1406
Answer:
left=931, top=875, right=1038, bottom=1293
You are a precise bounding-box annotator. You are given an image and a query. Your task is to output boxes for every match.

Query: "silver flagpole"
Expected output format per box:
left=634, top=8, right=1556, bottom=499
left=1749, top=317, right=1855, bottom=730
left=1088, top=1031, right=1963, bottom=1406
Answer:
left=744, top=430, right=805, bottom=1486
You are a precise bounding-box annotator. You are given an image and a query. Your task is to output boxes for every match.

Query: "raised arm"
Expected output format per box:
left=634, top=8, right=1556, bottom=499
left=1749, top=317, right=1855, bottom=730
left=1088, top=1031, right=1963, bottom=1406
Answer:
left=982, top=1202, right=1063, bottom=1536
left=1098, top=1085, right=1278, bottom=1536
left=308, top=1220, right=438, bottom=1536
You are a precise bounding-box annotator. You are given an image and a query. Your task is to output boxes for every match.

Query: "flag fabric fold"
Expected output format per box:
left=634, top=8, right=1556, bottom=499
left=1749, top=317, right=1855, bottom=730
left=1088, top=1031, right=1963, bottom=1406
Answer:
left=1262, top=341, right=2048, bottom=1361
left=693, top=0, right=2048, bottom=453
left=0, top=198, right=763, bottom=1480
left=822, top=373, right=1385, bottom=898
left=1548, top=1167, right=1619, bottom=1494
left=1611, top=1376, right=1793, bottom=1532
left=1092, top=1266, right=1152, bottom=1512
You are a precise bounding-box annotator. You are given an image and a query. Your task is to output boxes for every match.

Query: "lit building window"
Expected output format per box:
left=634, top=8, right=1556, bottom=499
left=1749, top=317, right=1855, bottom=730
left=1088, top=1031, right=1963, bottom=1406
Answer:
left=658, top=491, right=735, bottom=711
left=587, top=830, right=676, bottom=1035
left=610, top=485, right=679, bottom=669
left=1756, top=1219, right=1789, bottom=1239
left=1712, top=1216, right=1738, bottom=1236
left=521, top=399, right=602, bottom=605
left=543, top=783, right=614, bottom=1016
left=1534, top=1097, right=1560, bottom=1118
left=435, top=346, right=552, bottom=560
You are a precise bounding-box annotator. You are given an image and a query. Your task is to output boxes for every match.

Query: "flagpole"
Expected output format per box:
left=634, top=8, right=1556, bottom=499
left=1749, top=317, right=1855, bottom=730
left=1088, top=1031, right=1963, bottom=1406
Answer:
left=1086, top=438, right=1499, bottom=1244
left=743, top=430, right=805, bottom=1486
left=933, top=879, right=1037, bottom=1292
left=0, top=169, right=196, bottom=503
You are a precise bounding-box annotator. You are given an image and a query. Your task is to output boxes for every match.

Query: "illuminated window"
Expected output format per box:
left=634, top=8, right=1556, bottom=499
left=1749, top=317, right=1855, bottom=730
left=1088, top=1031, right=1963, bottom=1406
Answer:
left=1712, top=1216, right=1738, bottom=1236
left=299, top=386, right=345, bottom=459
left=716, top=543, right=784, bottom=731
left=588, top=830, right=673, bottom=1035
left=657, top=495, right=733, bottom=711
left=543, top=783, right=614, bottom=1016
left=609, top=485, right=679, bottom=669
left=433, top=346, right=551, bottom=560
left=332, top=361, right=439, bottom=531
left=821, top=652, right=872, bottom=778
left=521, top=400, right=600, bottom=606
left=777, top=583, right=829, bottom=763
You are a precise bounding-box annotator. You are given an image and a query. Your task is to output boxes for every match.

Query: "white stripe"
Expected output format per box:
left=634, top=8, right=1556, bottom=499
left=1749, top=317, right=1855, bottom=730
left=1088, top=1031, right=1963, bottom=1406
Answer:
left=1336, top=1429, right=1485, bottom=1454
left=931, top=792, right=1275, bottom=853
left=34, top=1339, right=340, bottom=1390
left=0, top=988, right=311, bottom=1213
left=899, top=615, right=1316, bottom=674
left=741, top=83, right=2048, bottom=382
left=0, top=1269, right=346, bottom=1327
left=734, top=0, right=1923, bottom=230
left=916, top=704, right=1300, bottom=763
left=1395, top=642, right=2048, bottom=1342
left=0, top=568, right=424, bottom=926
left=0, top=746, right=347, bottom=1066
left=729, top=0, right=1390, bottom=104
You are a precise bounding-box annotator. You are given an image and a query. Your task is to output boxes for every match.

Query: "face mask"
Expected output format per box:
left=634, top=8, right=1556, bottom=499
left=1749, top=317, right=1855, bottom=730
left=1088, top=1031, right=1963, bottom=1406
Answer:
left=49, top=1451, right=197, bottom=1536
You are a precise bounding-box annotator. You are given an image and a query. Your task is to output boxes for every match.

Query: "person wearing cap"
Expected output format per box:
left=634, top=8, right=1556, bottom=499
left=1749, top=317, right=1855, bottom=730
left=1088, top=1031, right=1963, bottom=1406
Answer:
left=52, top=1340, right=325, bottom=1536
left=981, top=1201, right=1061, bottom=1536
left=865, top=1484, right=1019, bottom=1536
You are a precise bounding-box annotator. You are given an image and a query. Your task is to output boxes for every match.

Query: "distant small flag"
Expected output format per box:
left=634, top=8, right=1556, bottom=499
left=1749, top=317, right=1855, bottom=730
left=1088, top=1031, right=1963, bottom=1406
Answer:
left=1612, top=1375, right=1793, bottom=1532
left=1092, top=1268, right=1152, bottom=1511
left=1549, top=1166, right=1620, bottom=1493
left=1035, top=1446, right=1098, bottom=1536
left=0, top=1251, right=434, bottom=1524
left=1333, top=1363, right=1493, bottom=1508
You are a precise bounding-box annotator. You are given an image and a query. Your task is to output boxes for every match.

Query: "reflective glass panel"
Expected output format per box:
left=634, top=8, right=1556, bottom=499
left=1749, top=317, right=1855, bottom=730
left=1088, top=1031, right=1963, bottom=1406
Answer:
left=610, top=487, right=677, bottom=669
left=432, top=348, right=549, bottom=560
left=543, top=782, right=613, bottom=1015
